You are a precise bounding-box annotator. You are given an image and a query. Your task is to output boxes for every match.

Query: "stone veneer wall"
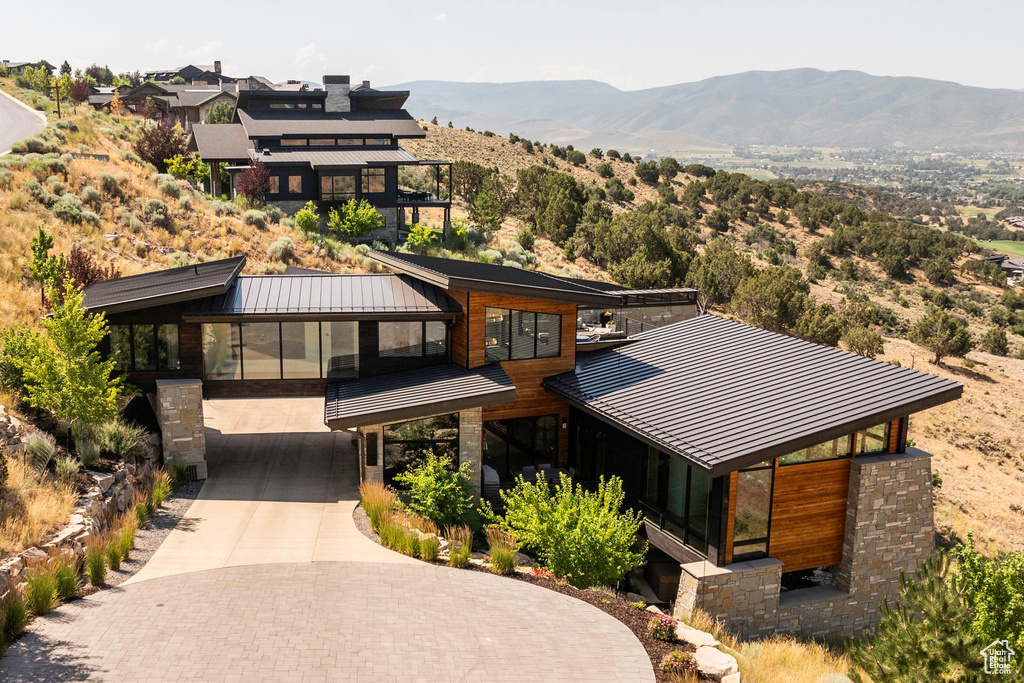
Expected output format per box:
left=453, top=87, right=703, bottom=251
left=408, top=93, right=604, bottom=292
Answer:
left=156, top=379, right=207, bottom=480
left=675, top=450, right=935, bottom=639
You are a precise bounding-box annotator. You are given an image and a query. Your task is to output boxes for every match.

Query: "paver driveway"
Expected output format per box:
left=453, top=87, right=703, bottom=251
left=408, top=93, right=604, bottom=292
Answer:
left=0, top=397, right=654, bottom=681
left=129, top=397, right=413, bottom=585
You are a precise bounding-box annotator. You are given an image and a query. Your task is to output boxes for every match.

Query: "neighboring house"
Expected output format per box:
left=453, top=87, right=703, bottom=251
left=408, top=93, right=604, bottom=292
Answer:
left=189, top=74, right=450, bottom=242
left=143, top=61, right=235, bottom=85
left=81, top=251, right=962, bottom=640
left=89, top=82, right=238, bottom=131
left=1, top=60, right=41, bottom=74
left=985, top=254, right=1024, bottom=286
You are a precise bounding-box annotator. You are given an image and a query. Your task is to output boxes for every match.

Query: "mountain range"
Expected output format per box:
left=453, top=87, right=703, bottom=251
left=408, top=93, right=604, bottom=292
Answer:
left=389, top=69, right=1024, bottom=153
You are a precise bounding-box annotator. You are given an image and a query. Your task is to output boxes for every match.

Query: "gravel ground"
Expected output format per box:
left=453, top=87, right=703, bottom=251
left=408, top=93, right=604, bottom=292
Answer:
left=81, top=480, right=203, bottom=593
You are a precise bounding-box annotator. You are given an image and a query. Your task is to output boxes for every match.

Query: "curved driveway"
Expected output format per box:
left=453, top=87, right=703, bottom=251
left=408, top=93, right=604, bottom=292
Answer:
left=0, top=562, right=653, bottom=682
left=0, top=89, right=45, bottom=154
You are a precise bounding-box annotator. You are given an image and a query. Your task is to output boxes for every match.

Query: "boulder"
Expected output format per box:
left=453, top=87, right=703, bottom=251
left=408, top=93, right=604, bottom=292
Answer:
left=20, top=547, right=48, bottom=567
left=676, top=622, right=720, bottom=648
left=722, top=674, right=741, bottom=683
left=48, top=524, right=85, bottom=548
left=89, top=472, right=114, bottom=493
left=694, top=646, right=739, bottom=681
left=514, top=552, right=536, bottom=567
left=0, top=556, right=24, bottom=576
left=645, top=604, right=664, bottom=614
left=114, top=469, right=127, bottom=484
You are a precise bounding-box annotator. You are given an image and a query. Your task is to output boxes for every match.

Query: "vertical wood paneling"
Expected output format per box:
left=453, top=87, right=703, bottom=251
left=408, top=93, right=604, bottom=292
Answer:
left=725, top=472, right=737, bottom=565
left=889, top=419, right=901, bottom=453
left=447, top=289, right=469, bottom=368
left=767, top=458, right=850, bottom=572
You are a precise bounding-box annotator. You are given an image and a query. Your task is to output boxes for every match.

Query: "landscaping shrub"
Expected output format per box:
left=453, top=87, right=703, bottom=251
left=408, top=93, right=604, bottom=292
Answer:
left=209, top=200, right=239, bottom=217
left=24, top=430, right=57, bottom=475
left=0, top=169, right=13, bottom=190
left=243, top=209, right=268, bottom=229
left=393, top=452, right=476, bottom=529
left=491, top=474, right=645, bottom=588
left=157, top=178, right=181, bottom=199
left=143, top=198, right=170, bottom=226
left=104, top=532, right=124, bottom=571
left=76, top=437, right=99, bottom=466
left=265, top=204, right=284, bottom=224
left=294, top=201, right=319, bottom=233
left=659, top=650, right=696, bottom=674
left=151, top=470, right=172, bottom=508
left=419, top=534, right=440, bottom=561
left=485, top=527, right=518, bottom=575
left=97, top=420, right=147, bottom=460
left=115, top=149, right=144, bottom=165
left=24, top=565, right=58, bottom=615
left=169, top=457, right=189, bottom=488
left=52, top=552, right=79, bottom=600
left=2, top=588, right=30, bottom=641
left=53, top=196, right=85, bottom=224
left=80, top=185, right=100, bottom=206
left=516, top=228, right=535, bottom=251
left=647, top=613, right=677, bottom=642
left=86, top=538, right=106, bottom=584
left=46, top=178, right=66, bottom=195
left=446, top=525, right=472, bottom=568
left=54, top=457, right=80, bottom=481
left=359, top=480, right=397, bottom=531
left=268, top=236, right=295, bottom=262
left=97, top=172, right=118, bottom=196
left=327, top=199, right=384, bottom=238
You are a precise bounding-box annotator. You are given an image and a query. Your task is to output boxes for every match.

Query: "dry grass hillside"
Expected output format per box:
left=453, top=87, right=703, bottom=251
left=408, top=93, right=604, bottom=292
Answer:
left=1, top=88, right=1021, bottom=555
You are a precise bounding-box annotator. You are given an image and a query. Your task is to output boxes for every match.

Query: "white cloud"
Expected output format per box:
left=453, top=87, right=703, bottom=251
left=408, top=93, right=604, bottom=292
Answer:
left=175, top=41, right=223, bottom=62
left=436, top=13, right=447, bottom=23
left=147, top=39, right=168, bottom=53
left=294, top=43, right=326, bottom=68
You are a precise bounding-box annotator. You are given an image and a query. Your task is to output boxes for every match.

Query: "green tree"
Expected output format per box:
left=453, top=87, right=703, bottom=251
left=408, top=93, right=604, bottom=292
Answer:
left=684, top=238, right=754, bottom=305
left=954, top=533, right=1024, bottom=657
left=393, top=452, right=476, bottom=529
left=204, top=101, right=234, bottom=124
left=469, top=174, right=513, bottom=231
left=14, top=281, right=123, bottom=428
left=294, top=201, right=319, bottom=234
left=28, top=226, right=67, bottom=289
left=492, top=474, right=645, bottom=589
left=634, top=160, right=659, bottom=185
left=610, top=246, right=674, bottom=289
left=705, top=207, right=731, bottom=233
left=731, top=266, right=810, bottom=333
left=797, top=303, right=847, bottom=347
left=165, top=154, right=210, bottom=186
left=326, top=199, right=384, bottom=238
left=908, top=306, right=973, bottom=364
left=842, top=325, right=885, bottom=358
left=404, top=224, right=439, bottom=252
left=658, top=157, right=681, bottom=181
left=979, top=327, right=1009, bottom=356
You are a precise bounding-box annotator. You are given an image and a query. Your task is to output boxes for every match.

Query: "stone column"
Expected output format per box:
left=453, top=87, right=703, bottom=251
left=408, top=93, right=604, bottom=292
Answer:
left=835, top=449, right=934, bottom=634
left=155, top=379, right=207, bottom=479
left=358, top=425, right=384, bottom=483
left=674, top=558, right=782, bottom=640
left=459, top=408, right=483, bottom=495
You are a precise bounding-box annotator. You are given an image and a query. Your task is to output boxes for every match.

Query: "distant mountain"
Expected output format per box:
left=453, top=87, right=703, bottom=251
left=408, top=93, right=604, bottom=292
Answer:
left=389, top=69, right=1024, bottom=153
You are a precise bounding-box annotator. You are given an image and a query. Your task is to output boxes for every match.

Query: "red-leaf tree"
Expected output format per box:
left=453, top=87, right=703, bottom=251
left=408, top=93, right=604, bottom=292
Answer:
left=237, top=158, right=271, bottom=203
left=69, top=78, right=90, bottom=110
left=133, top=120, right=188, bottom=173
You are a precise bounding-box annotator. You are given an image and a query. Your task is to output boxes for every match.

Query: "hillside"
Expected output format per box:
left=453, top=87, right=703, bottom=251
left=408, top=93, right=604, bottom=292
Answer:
left=1, top=90, right=1022, bottom=556
left=393, top=69, right=1024, bottom=152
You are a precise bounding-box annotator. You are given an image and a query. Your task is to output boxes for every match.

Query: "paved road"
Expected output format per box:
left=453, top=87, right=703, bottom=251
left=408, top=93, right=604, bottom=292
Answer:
left=0, top=89, right=45, bottom=154
left=0, top=562, right=653, bottom=682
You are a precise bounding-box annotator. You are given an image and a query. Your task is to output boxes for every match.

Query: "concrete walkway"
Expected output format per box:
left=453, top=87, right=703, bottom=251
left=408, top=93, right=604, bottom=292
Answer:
left=128, top=397, right=413, bottom=585
left=0, top=562, right=654, bottom=682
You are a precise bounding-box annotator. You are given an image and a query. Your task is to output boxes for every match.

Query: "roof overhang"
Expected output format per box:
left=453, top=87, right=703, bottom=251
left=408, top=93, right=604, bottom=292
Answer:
left=325, top=364, right=516, bottom=430
left=370, top=251, right=620, bottom=307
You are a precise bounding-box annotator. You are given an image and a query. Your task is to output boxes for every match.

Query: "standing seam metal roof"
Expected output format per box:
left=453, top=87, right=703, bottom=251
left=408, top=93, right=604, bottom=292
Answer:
left=183, top=274, right=461, bottom=318
left=237, top=109, right=426, bottom=137
left=82, top=257, right=246, bottom=314
left=543, top=314, right=962, bottom=475
left=249, top=147, right=420, bottom=167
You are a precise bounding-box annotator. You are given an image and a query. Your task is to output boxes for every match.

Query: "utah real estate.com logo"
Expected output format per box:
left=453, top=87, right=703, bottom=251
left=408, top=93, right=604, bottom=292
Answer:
left=981, top=639, right=1016, bottom=676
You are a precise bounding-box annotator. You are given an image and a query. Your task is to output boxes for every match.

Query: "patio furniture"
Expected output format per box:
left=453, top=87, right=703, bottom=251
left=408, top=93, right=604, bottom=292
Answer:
left=482, top=465, right=500, bottom=501
left=567, top=466, right=576, bottom=478
left=538, top=463, right=551, bottom=471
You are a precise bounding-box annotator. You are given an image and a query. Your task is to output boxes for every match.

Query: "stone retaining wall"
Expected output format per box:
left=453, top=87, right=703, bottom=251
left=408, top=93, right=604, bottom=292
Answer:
left=156, top=379, right=207, bottom=480
left=0, top=439, right=161, bottom=597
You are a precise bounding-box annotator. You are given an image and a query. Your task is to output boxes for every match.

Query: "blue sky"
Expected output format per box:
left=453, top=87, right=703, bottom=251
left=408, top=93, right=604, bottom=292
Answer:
left=4, top=0, right=1021, bottom=90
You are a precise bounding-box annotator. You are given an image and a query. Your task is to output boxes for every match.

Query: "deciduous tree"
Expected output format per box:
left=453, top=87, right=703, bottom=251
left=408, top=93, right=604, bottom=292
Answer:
left=908, top=306, right=973, bottom=364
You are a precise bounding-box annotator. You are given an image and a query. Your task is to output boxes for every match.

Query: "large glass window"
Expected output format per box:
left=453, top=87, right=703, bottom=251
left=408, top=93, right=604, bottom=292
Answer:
left=361, top=168, right=386, bottom=194
left=240, top=323, right=281, bottom=380
left=321, top=321, right=358, bottom=378
left=733, top=461, right=774, bottom=561
left=364, top=138, right=390, bottom=146
left=383, top=413, right=459, bottom=487
left=109, top=324, right=180, bottom=373
left=483, top=415, right=557, bottom=480
left=321, top=174, right=356, bottom=201
left=643, top=448, right=712, bottom=555
left=337, top=138, right=362, bottom=146
left=281, top=322, right=320, bottom=379
left=269, top=176, right=281, bottom=195
left=484, top=307, right=561, bottom=362
left=779, top=434, right=852, bottom=466
left=202, top=323, right=241, bottom=380
left=425, top=321, right=446, bottom=356
left=280, top=138, right=307, bottom=146
left=288, top=175, right=302, bottom=194
left=856, top=423, right=889, bottom=455
left=379, top=321, right=446, bottom=359
left=309, top=138, right=334, bottom=146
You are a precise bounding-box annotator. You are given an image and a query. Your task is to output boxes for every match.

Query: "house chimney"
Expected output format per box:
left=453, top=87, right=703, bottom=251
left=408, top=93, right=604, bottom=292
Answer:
left=214, top=60, right=222, bottom=74
left=362, top=80, right=370, bottom=88
left=323, top=75, right=351, bottom=113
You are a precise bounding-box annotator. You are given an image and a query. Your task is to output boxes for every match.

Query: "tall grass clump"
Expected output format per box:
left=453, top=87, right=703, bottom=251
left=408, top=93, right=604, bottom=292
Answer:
left=446, top=525, right=473, bottom=568
left=97, top=420, right=147, bottom=460
left=168, top=457, right=189, bottom=488
left=1, top=587, right=30, bottom=641
left=51, top=552, right=80, bottom=600
left=24, top=565, right=58, bottom=615
left=85, top=538, right=107, bottom=585
left=133, top=492, right=149, bottom=526
left=485, top=527, right=518, bottom=575
left=54, top=457, right=80, bottom=481
left=736, top=635, right=849, bottom=683
left=359, top=480, right=397, bottom=531
left=24, top=430, right=57, bottom=474
left=419, top=534, right=440, bottom=561
left=104, top=531, right=124, bottom=571
left=0, top=460, right=76, bottom=554
left=115, top=513, right=138, bottom=561
left=151, top=470, right=171, bottom=508
left=77, top=439, right=99, bottom=467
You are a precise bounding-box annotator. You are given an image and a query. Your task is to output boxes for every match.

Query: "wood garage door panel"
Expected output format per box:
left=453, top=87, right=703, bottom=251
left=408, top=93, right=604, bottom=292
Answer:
left=769, top=458, right=850, bottom=572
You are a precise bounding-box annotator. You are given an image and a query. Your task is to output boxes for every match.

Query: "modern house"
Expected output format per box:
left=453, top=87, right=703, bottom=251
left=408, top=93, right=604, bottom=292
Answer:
left=985, top=254, right=1024, bottom=286
left=81, top=251, right=961, bottom=639
left=88, top=81, right=238, bottom=131
left=143, top=61, right=234, bottom=85
left=188, top=75, right=451, bottom=242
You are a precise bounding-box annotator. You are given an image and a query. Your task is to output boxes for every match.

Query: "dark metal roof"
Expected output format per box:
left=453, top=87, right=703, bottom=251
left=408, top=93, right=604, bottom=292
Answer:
left=369, top=251, right=623, bottom=306
left=544, top=314, right=963, bottom=476
left=249, top=147, right=419, bottom=168
left=82, top=257, right=246, bottom=315
left=237, top=109, right=426, bottom=138
left=183, top=274, right=460, bottom=320
left=325, top=364, right=516, bottom=429
left=190, top=124, right=252, bottom=161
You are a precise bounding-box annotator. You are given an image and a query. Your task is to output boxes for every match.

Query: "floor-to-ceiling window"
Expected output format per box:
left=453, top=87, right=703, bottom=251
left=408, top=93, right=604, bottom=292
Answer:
left=732, top=461, right=774, bottom=562
left=202, top=321, right=358, bottom=381
left=383, top=413, right=459, bottom=487
left=643, top=447, right=712, bottom=555
left=482, top=415, right=558, bottom=480
left=109, top=324, right=181, bottom=374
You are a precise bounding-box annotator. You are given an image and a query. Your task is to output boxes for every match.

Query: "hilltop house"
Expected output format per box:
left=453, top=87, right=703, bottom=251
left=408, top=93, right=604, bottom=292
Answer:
left=88, top=81, right=237, bottom=131
left=143, top=61, right=234, bottom=85
left=985, top=254, right=1024, bottom=286
left=188, top=75, right=451, bottom=242
left=81, top=252, right=961, bottom=639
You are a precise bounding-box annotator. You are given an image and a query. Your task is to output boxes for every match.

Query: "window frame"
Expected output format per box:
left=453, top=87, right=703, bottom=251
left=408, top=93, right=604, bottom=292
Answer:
left=483, top=414, right=559, bottom=479
left=109, top=323, right=181, bottom=373
left=731, top=461, right=775, bottom=563
left=361, top=167, right=386, bottom=194
left=778, top=433, right=854, bottom=466
left=484, top=307, right=562, bottom=363
left=378, top=320, right=447, bottom=359
left=642, top=447, right=712, bottom=555
left=269, top=176, right=281, bottom=195
left=279, top=137, right=307, bottom=146
left=287, top=175, right=302, bottom=194
left=201, top=321, right=360, bottom=381
left=320, top=173, right=357, bottom=202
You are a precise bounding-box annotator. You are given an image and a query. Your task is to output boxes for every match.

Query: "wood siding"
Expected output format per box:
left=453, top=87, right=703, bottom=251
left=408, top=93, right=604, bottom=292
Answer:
left=889, top=418, right=901, bottom=453
left=448, top=289, right=576, bottom=465
left=768, top=458, right=850, bottom=572
left=724, top=472, right=737, bottom=565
